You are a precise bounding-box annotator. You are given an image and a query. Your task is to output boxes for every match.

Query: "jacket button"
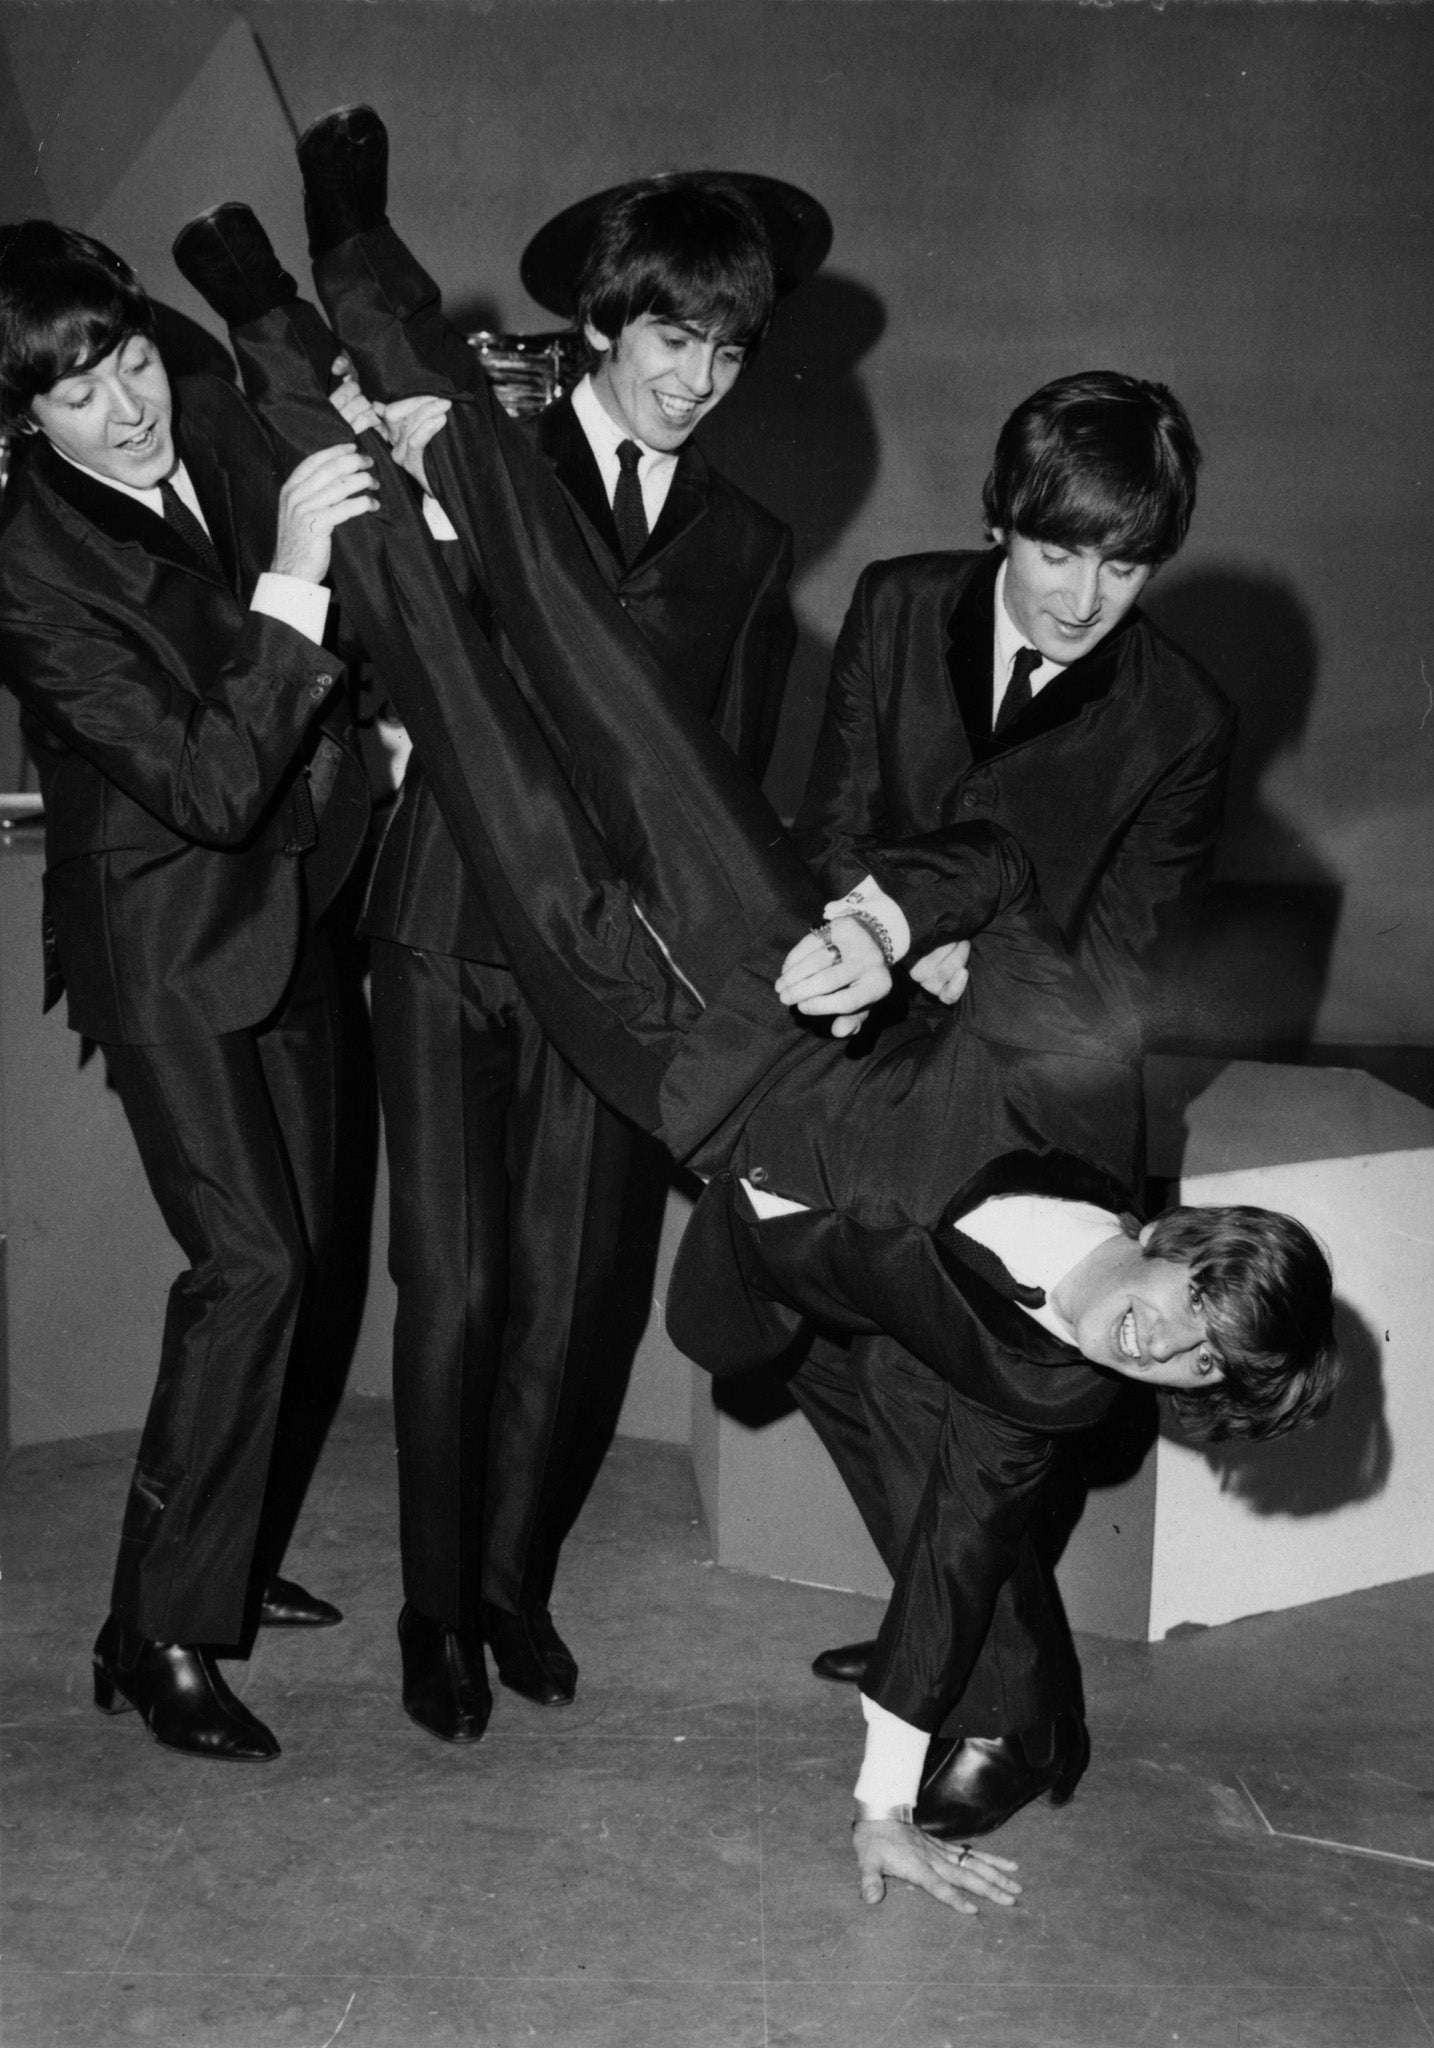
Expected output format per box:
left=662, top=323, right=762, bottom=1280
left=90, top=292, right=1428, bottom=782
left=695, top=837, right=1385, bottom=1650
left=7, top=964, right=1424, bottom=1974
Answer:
left=962, top=790, right=980, bottom=808
left=310, top=676, right=332, bottom=700
left=749, top=1166, right=768, bottom=1186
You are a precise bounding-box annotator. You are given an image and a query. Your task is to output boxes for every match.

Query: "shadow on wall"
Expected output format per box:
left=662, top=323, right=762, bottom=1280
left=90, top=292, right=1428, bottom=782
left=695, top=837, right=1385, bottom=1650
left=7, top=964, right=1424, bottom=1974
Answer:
left=1184, top=1295, right=1391, bottom=1520
left=153, top=301, right=238, bottom=384
left=700, top=271, right=887, bottom=817
left=1145, top=566, right=1343, bottom=1055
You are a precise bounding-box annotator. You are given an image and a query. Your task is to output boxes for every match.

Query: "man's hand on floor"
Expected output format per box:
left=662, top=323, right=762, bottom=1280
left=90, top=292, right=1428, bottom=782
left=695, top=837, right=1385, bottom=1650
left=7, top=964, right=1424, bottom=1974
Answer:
left=852, top=1817, right=1021, bottom=1914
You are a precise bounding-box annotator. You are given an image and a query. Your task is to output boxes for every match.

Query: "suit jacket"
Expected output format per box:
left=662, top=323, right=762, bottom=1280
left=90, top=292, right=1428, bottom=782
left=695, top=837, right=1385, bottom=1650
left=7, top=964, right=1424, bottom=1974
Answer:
left=665, top=821, right=1143, bottom=1437
left=363, top=373, right=794, bottom=964
left=0, top=376, right=369, bottom=1043
left=794, top=549, right=1236, bottom=1045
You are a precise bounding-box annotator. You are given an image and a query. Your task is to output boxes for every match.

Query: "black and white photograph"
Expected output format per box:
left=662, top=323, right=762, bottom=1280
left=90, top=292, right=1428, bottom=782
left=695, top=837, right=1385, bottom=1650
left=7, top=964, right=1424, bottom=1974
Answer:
left=1, top=2, right=1430, bottom=2042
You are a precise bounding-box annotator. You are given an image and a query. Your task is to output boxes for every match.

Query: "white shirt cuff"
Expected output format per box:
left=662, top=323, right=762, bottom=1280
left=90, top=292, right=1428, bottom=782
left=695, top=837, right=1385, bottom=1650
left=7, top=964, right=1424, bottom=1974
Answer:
left=853, top=1691, right=930, bottom=1809
left=251, top=573, right=331, bottom=648
left=739, top=1178, right=808, bottom=1220
left=823, top=876, right=911, bottom=963
left=423, top=493, right=460, bottom=544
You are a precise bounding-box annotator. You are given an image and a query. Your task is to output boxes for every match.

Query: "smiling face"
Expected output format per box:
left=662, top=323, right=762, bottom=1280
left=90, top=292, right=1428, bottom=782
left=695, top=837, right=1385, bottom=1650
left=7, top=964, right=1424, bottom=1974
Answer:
left=584, top=312, right=746, bottom=452
left=28, top=331, right=174, bottom=488
left=997, top=530, right=1152, bottom=667
left=1050, top=1225, right=1223, bottom=1391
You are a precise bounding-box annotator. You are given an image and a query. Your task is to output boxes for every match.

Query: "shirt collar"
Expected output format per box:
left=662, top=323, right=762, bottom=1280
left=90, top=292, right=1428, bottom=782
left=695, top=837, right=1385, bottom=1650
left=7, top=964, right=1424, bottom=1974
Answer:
left=958, top=1194, right=1123, bottom=1346
left=53, top=447, right=204, bottom=528
left=993, top=557, right=1062, bottom=688
left=570, top=373, right=676, bottom=474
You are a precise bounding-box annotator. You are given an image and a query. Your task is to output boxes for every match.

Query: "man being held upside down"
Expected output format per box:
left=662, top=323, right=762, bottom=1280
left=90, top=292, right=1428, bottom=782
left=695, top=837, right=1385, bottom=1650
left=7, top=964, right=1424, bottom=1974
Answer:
left=169, top=172, right=1339, bottom=1915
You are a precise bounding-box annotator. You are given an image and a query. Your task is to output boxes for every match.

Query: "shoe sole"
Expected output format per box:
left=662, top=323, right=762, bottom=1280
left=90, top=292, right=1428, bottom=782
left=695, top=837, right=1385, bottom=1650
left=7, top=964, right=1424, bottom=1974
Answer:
left=401, top=1699, right=489, bottom=1744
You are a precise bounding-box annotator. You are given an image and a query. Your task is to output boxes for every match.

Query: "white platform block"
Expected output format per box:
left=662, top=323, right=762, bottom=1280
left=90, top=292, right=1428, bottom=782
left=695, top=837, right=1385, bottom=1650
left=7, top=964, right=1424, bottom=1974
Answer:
left=1151, top=1064, right=1434, bottom=1637
left=691, top=1060, right=1434, bottom=1643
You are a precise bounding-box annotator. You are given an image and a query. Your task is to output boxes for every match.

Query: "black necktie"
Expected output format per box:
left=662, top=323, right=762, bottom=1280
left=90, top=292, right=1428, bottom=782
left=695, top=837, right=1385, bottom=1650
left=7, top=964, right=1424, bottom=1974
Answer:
left=612, top=439, right=649, bottom=568
left=996, top=645, right=1041, bottom=734
left=159, top=477, right=227, bottom=586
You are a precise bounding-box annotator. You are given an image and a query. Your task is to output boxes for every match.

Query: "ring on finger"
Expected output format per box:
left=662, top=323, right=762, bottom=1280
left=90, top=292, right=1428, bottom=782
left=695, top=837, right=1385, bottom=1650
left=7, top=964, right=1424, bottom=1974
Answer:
left=955, top=1845, right=971, bottom=1866
left=813, top=920, right=842, bottom=969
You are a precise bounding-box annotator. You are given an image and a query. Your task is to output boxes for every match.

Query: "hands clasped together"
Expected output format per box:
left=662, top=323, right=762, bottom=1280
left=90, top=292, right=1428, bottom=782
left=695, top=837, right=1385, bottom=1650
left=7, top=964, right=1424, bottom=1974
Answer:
left=776, top=921, right=972, bottom=1037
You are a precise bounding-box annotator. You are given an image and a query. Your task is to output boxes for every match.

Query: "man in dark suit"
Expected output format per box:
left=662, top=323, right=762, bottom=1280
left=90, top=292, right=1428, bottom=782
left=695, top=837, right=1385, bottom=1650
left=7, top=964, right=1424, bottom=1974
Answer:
left=293, top=110, right=803, bottom=1740
left=783, top=372, right=1238, bottom=1831
left=170, top=236, right=1334, bottom=1909
left=0, top=222, right=373, bottom=1761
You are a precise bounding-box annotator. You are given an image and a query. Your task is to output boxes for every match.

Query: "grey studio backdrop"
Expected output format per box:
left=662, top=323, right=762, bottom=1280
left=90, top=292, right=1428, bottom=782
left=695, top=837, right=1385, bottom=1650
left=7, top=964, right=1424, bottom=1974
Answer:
left=1, top=3, right=1430, bottom=1452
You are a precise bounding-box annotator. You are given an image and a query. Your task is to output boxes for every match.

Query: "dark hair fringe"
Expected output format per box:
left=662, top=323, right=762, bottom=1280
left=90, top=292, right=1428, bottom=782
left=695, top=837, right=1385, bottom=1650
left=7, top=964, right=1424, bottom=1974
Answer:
left=0, top=221, right=154, bottom=428
left=1143, top=1205, right=1341, bottom=1443
left=576, top=175, right=776, bottom=354
left=981, top=370, right=1201, bottom=565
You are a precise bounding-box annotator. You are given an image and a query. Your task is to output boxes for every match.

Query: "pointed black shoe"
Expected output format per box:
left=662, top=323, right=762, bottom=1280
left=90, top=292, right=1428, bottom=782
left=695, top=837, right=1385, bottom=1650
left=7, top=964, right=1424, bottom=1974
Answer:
left=296, top=104, right=390, bottom=259
left=480, top=1601, right=577, bottom=1706
left=811, top=1638, right=874, bottom=1684
left=915, top=1713, right=1090, bottom=1840
left=259, top=1575, right=342, bottom=1628
left=397, top=1603, right=492, bottom=1743
left=529, top=1607, right=579, bottom=1689
left=92, top=1615, right=280, bottom=1761
left=172, top=204, right=298, bottom=327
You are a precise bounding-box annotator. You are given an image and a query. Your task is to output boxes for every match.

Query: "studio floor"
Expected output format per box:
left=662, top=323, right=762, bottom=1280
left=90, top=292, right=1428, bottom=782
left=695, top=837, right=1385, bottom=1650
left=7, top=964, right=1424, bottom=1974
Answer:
left=3, top=1398, right=1432, bottom=2048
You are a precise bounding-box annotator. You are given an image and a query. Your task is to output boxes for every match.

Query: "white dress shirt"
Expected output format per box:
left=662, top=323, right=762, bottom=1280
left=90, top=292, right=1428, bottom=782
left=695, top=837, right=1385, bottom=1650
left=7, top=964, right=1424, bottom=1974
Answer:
left=990, top=557, right=1064, bottom=726
left=570, top=373, right=680, bottom=532
left=421, top=373, right=683, bottom=547
left=56, top=450, right=331, bottom=647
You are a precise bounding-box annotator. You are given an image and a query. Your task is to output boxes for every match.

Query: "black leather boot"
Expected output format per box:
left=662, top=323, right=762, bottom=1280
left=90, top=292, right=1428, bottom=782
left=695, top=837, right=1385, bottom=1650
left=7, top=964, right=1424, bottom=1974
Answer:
left=480, top=1600, right=577, bottom=1706
left=296, top=104, right=390, bottom=259
left=258, top=1575, right=342, bottom=1627
left=92, top=1615, right=280, bottom=1761
left=915, top=1713, right=1090, bottom=1839
left=171, top=205, right=298, bottom=327
left=397, top=1603, right=492, bottom=1743
left=811, top=1637, right=874, bottom=1684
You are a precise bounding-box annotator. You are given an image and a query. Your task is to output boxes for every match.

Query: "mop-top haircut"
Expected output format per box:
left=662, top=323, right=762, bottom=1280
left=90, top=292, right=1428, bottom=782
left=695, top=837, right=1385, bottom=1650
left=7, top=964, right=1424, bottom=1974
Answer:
left=0, top=221, right=155, bottom=428
left=982, top=370, right=1201, bottom=565
left=576, top=174, right=777, bottom=355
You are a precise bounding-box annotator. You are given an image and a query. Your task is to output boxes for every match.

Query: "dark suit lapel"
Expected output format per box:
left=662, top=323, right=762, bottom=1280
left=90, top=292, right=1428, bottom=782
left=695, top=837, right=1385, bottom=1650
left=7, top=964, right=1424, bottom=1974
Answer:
left=933, top=1148, right=1140, bottom=1367
left=32, top=435, right=228, bottom=590
left=949, top=554, right=1140, bottom=762
left=944, top=549, right=1001, bottom=749
left=536, top=392, right=710, bottom=581
left=638, top=440, right=708, bottom=568
left=943, top=1146, right=1140, bottom=1229
left=175, top=398, right=246, bottom=595
left=536, top=394, right=625, bottom=571
left=988, top=608, right=1137, bottom=753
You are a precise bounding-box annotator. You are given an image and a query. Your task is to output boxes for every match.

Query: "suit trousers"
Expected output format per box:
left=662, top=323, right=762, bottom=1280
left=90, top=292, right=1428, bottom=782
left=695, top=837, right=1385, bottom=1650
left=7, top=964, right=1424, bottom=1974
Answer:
left=370, top=939, right=635, bottom=1626
left=103, top=926, right=340, bottom=1646
left=791, top=1333, right=1080, bottom=1737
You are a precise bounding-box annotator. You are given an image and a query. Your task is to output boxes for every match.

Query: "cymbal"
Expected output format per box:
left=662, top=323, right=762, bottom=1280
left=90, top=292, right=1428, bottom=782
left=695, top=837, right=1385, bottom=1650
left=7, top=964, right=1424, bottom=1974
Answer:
left=519, top=171, right=832, bottom=320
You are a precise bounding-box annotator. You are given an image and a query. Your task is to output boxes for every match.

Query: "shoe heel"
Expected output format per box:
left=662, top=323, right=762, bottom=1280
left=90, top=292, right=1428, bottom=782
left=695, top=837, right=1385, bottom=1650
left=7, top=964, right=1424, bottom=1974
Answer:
left=1047, top=1722, right=1090, bottom=1807
left=93, top=1666, right=134, bottom=1715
